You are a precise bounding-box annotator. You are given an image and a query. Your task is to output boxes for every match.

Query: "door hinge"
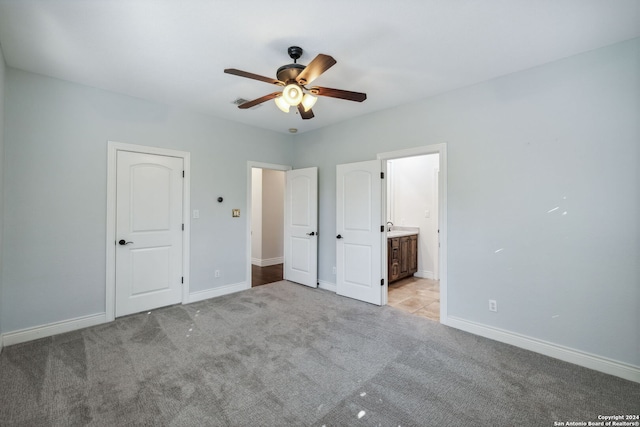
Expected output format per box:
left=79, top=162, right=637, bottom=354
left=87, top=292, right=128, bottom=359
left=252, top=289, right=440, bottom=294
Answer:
left=181, top=276, right=184, bottom=284
left=182, top=171, right=185, bottom=178
left=381, top=172, right=384, bottom=179
left=381, top=225, right=384, bottom=232
left=381, top=278, right=384, bottom=286
left=182, top=224, right=184, bottom=231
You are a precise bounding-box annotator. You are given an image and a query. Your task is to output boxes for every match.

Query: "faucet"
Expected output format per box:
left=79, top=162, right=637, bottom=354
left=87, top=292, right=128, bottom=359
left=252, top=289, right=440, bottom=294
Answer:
left=386, top=221, right=394, bottom=232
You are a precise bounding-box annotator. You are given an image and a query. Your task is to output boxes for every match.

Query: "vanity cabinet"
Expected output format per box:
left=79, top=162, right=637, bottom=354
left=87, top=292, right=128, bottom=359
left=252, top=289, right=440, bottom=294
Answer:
left=388, top=234, right=418, bottom=283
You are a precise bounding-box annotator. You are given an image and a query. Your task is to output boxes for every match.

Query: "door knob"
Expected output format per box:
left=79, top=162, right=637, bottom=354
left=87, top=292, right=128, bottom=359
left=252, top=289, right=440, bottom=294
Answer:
left=306, top=231, right=316, bottom=236
left=118, top=239, right=134, bottom=245
left=336, top=234, right=343, bottom=239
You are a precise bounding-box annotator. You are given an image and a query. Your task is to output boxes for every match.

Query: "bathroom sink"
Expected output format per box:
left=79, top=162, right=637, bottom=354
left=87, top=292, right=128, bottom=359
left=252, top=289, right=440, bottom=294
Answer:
left=387, top=227, right=419, bottom=238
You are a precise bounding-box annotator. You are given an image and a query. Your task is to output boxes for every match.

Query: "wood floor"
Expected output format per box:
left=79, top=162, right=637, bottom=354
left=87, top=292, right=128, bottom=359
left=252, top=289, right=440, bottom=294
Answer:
left=388, top=276, right=440, bottom=321
left=251, top=263, right=283, bottom=287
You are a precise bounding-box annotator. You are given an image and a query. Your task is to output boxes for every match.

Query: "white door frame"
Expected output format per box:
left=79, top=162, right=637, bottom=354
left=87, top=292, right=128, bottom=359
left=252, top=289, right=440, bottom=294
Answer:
left=106, top=141, right=191, bottom=322
left=246, top=161, right=292, bottom=290
left=377, top=143, right=448, bottom=323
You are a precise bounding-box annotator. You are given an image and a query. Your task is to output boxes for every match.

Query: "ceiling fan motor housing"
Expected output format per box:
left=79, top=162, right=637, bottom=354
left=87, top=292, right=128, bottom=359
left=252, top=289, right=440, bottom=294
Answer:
left=277, top=46, right=306, bottom=83
left=277, top=63, right=305, bottom=83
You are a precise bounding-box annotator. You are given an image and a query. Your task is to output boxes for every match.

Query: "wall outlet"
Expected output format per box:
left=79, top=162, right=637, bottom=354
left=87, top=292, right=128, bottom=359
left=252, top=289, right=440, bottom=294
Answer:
left=489, top=299, right=498, bottom=312
left=214, top=270, right=221, bottom=278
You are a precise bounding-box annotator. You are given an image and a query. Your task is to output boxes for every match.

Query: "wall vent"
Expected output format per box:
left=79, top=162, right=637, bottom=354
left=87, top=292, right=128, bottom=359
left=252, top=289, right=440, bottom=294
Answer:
left=231, top=98, right=263, bottom=109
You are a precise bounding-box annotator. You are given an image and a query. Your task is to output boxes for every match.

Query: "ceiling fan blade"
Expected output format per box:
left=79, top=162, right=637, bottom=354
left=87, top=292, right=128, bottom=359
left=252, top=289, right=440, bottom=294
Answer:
left=312, top=86, right=367, bottom=102
left=238, top=92, right=281, bottom=109
left=224, top=69, right=283, bottom=86
left=296, top=54, right=336, bottom=85
left=297, top=104, right=314, bottom=120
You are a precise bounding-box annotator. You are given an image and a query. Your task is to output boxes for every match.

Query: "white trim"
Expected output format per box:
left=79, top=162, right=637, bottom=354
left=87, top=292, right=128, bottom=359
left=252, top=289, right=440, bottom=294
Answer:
left=246, top=162, right=291, bottom=290
left=414, top=270, right=434, bottom=280
left=377, top=143, right=448, bottom=323
left=252, top=257, right=284, bottom=267
left=186, top=282, right=247, bottom=304
left=386, top=160, right=394, bottom=223
left=2, top=313, right=107, bottom=347
left=445, top=316, right=640, bottom=383
left=106, top=141, right=191, bottom=322
left=318, top=280, right=337, bottom=292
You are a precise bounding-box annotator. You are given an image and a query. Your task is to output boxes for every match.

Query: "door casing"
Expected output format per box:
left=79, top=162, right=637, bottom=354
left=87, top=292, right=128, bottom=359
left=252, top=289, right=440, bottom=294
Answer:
left=106, top=141, right=191, bottom=322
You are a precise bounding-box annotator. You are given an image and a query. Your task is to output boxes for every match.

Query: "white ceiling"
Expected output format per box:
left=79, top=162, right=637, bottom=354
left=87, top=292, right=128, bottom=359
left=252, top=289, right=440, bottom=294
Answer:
left=0, top=0, right=638, bottom=134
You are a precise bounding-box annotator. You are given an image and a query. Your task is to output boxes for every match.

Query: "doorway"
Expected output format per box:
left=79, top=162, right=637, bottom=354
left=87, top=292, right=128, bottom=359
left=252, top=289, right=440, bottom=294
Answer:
left=251, top=167, right=285, bottom=287
left=246, top=162, right=319, bottom=290
left=106, top=141, right=191, bottom=322
left=378, top=144, right=448, bottom=323
left=386, top=154, right=440, bottom=321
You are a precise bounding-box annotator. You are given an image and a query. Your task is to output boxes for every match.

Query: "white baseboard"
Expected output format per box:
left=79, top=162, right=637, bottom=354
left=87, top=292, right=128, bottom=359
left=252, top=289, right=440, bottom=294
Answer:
left=2, top=283, right=250, bottom=347
left=445, top=316, right=640, bottom=383
left=414, top=270, right=435, bottom=280
left=251, top=257, right=284, bottom=267
left=2, top=313, right=107, bottom=347
left=318, top=280, right=337, bottom=292
left=186, top=282, right=248, bottom=304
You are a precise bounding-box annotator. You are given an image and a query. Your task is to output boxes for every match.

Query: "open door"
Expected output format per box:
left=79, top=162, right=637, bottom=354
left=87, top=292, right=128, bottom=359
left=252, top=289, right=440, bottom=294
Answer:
left=336, top=160, right=383, bottom=305
left=284, top=167, right=318, bottom=287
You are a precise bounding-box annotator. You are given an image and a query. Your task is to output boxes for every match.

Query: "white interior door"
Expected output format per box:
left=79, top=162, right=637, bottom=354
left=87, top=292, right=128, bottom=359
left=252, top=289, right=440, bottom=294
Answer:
left=336, top=160, right=383, bottom=305
left=115, top=151, right=184, bottom=317
left=284, top=167, right=318, bottom=287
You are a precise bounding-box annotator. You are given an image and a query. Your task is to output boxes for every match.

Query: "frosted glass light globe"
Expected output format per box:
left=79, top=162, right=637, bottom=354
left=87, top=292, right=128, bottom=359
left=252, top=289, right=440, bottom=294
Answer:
left=282, top=84, right=303, bottom=106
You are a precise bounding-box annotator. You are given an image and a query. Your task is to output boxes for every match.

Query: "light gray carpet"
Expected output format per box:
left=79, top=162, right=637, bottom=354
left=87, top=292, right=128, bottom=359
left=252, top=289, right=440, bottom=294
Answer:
left=1, top=281, right=638, bottom=426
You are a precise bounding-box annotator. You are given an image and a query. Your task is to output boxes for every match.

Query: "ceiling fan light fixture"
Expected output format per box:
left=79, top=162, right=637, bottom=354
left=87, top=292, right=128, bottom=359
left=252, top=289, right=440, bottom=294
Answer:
left=301, top=93, right=317, bottom=112
left=224, top=46, right=367, bottom=120
left=282, top=84, right=303, bottom=106
left=274, top=96, right=290, bottom=113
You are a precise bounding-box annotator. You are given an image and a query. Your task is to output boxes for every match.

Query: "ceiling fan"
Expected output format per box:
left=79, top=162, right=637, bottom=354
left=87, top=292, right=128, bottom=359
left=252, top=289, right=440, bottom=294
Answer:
left=224, top=46, right=367, bottom=120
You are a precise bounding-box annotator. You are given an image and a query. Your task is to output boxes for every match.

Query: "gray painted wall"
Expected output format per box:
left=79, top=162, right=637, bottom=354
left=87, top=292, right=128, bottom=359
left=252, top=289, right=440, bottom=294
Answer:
left=1, top=38, right=638, bottom=368
left=2, top=69, right=294, bottom=331
left=293, top=38, right=639, bottom=366
left=261, top=169, right=284, bottom=261
left=0, top=43, right=5, bottom=338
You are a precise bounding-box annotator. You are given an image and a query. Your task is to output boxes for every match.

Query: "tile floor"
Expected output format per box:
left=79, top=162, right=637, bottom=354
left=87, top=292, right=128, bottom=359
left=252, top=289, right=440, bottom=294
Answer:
left=387, top=276, right=440, bottom=321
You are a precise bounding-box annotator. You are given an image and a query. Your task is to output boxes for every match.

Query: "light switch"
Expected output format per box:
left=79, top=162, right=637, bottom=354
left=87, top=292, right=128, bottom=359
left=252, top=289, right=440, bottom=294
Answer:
left=193, top=210, right=200, bottom=219
left=424, top=210, right=430, bottom=218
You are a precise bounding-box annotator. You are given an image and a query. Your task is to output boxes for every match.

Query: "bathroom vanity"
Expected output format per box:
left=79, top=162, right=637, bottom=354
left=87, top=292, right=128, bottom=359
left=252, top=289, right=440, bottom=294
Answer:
left=387, top=227, right=418, bottom=283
